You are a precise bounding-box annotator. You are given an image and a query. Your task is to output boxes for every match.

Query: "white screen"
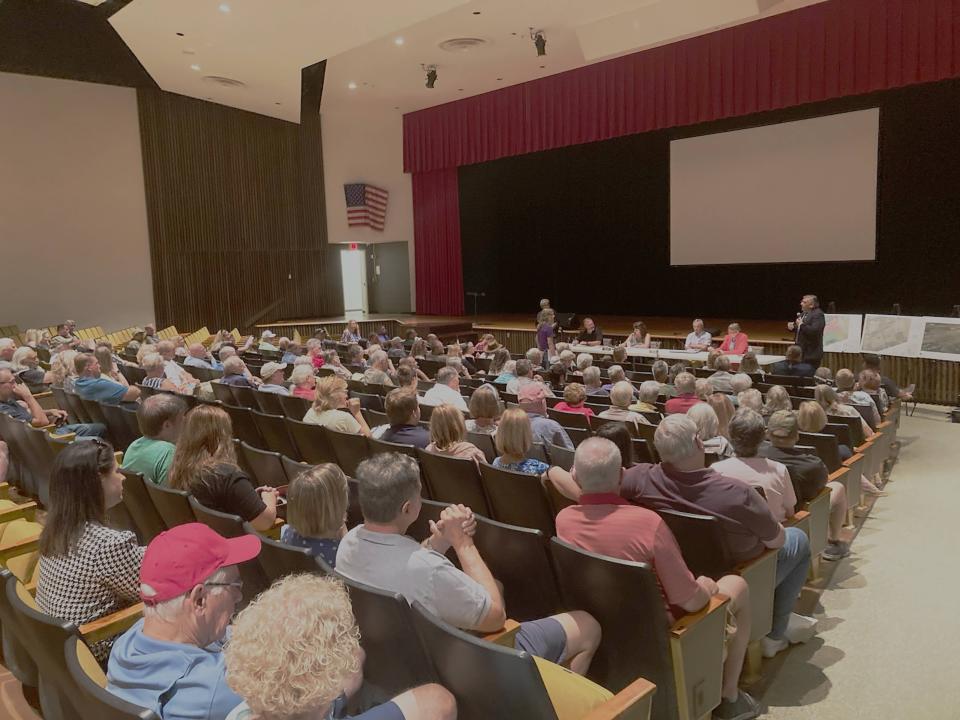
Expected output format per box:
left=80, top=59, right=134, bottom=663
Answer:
left=670, top=108, right=879, bottom=266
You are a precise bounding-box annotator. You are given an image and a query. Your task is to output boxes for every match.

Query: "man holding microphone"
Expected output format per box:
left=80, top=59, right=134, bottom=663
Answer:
left=788, top=294, right=826, bottom=367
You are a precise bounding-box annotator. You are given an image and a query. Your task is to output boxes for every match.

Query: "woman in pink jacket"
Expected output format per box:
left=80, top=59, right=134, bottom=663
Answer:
left=719, top=323, right=749, bottom=355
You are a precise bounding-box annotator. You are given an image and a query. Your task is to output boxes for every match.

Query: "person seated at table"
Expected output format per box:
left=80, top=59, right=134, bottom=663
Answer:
left=762, top=385, right=792, bottom=418
left=577, top=317, right=603, bottom=346
left=719, top=323, right=749, bottom=356
left=303, top=376, right=371, bottom=437
left=554, top=382, right=595, bottom=418
left=169, top=405, right=279, bottom=531
left=708, top=355, right=736, bottom=393
left=687, top=403, right=734, bottom=458
left=623, top=321, right=651, bottom=348
left=281, top=463, right=348, bottom=568
left=684, top=318, right=712, bottom=351
left=426, top=403, right=487, bottom=464
left=769, top=345, right=816, bottom=378
left=466, top=384, right=502, bottom=435
left=665, top=372, right=702, bottom=415
left=582, top=366, right=607, bottom=397
left=598, top=382, right=651, bottom=432
left=289, top=364, right=317, bottom=400
left=739, top=351, right=764, bottom=376
left=629, top=380, right=662, bottom=415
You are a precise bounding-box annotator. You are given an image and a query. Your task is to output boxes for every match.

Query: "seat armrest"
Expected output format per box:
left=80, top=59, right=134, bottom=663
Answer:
left=266, top=518, right=284, bottom=541
left=842, top=452, right=865, bottom=468
left=784, top=510, right=810, bottom=527
left=479, top=618, right=521, bottom=647
left=0, top=501, right=38, bottom=524
left=670, top=594, right=728, bottom=639
left=79, top=602, right=144, bottom=644
left=52, top=431, right=77, bottom=442
left=0, top=482, right=9, bottom=500
left=733, top=547, right=778, bottom=575
left=0, top=535, right=39, bottom=566
left=854, top=440, right=873, bottom=455
left=827, top=467, right=848, bottom=484
left=581, top=676, right=657, bottom=720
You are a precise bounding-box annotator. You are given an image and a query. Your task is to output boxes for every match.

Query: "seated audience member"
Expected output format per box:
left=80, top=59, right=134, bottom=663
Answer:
left=708, top=355, right=735, bottom=393
left=507, top=359, right=550, bottom=396
left=577, top=317, right=603, bottom=346
left=220, top=355, right=260, bottom=388
left=448, top=343, right=476, bottom=375
left=623, top=321, right=651, bottom=348
left=813, top=385, right=874, bottom=440
left=861, top=353, right=911, bottom=401
left=629, top=380, right=662, bottom=415
left=74, top=353, right=140, bottom=404
left=652, top=360, right=677, bottom=397
left=289, top=364, right=318, bottom=400
left=687, top=403, right=734, bottom=458
left=157, top=340, right=199, bottom=394
left=760, top=410, right=851, bottom=559
left=835, top=369, right=881, bottom=428
left=798, top=401, right=851, bottom=460
left=185, top=343, right=222, bottom=371
left=36, top=440, right=144, bottom=663
left=169, top=405, right=279, bottom=531
left=23, top=328, right=49, bottom=350
left=258, top=330, right=280, bottom=352
left=526, top=348, right=545, bottom=372
left=705, top=348, right=721, bottom=370
left=323, top=350, right=353, bottom=380
left=399, top=355, right=430, bottom=382
left=387, top=337, right=406, bottom=360
left=281, top=464, right=348, bottom=568
left=684, top=319, right=713, bottom=351
left=337, top=453, right=600, bottom=674
left=345, top=344, right=367, bottom=371
left=280, top=341, right=302, bottom=365
left=719, top=323, right=749, bottom=356
left=557, top=438, right=757, bottom=720
left=393, top=365, right=419, bottom=392
left=707, top=393, right=735, bottom=438
left=474, top=333, right=495, bottom=354
left=575, top=353, right=594, bottom=375
left=95, top=345, right=129, bottom=387
left=49, top=349, right=79, bottom=391
left=466, top=384, right=501, bottom=435
left=50, top=323, right=79, bottom=351
left=410, top=338, right=429, bottom=361
left=593, top=422, right=634, bottom=468
left=738, top=388, right=763, bottom=412
left=380, top=388, right=431, bottom=448
left=610, top=346, right=628, bottom=366
left=494, top=408, right=552, bottom=474
left=422, top=366, right=468, bottom=411
left=224, top=574, right=456, bottom=720
left=518, top=382, right=573, bottom=449
left=695, top=378, right=715, bottom=401
left=813, top=366, right=834, bottom=385
left=601, top=365, right=634, bottom=396
left=598, top=381, right=651, bottom=431
left=557, top=349, right=576, bottom=374
left=304, top=376, right=371, bottom=436
left=536, top=310, right=557, bottom=358
left=1, top=366, right=107, bottom=437
left=137, top=342, right=158, bottom=366
left=801, top=396, right=883, bottom=498
left=554, top=382, right=595, bottom=418
left=259, top=362, right=290, bottom=395
left=122, top=394, right=186, bottom=485
left=11, top=346, right=52, bottom=386
left=770, top=345, right=816, bottom=378
left=739, top=351, right=763, bottom=376
left=665, top=372, right=701, bottom=415
left=362, top=350, right=396, bottom=387
left=762, top=385, right=792, bottom=418
left=426, top=403, right=487, bottom=464
left=142, top=323, right=161, bottom=345
left=730, top=373, right=753, bottom=397
left=107, top=524, right=261, bottom=719
left=581, top=366, right=607, bottom=397
left=0, top=338, right=16, bottom=371
left=858, top=369, right=889, bottom=415
left=304, top=339, right=325, bottom=370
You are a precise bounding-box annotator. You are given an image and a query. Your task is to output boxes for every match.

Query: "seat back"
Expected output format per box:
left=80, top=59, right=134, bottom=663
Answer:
left=326, top=427, right=370, bottom=477
left=240, top=441, right=287, bottom=488
left=465, top=431, right=496, bottom=463
left=281, top=456, right=316, bottom=483
left=549, top=538, right=677, bottom=718
left=80, top=398, right=110, bottom=434
left=369, top=437, right=418, bottom=459
left=63, top=636, right=160, bottom=720
left=827, top=413, right=865, bottom=446
left=546, top=408, right=591, bottom=429
left=415, top=449, right=489, bottom=516
left=64, top=391, right=91, bottom=423
left=566, top=427, right=591, bottom=447
left=119, top=365, right=147, bottom=387
left=0, top=567, right=38, bottom=689
left=22, top=424, right=58, bottom=504
left=242, top=522, right=331, bottom=582
left=798, top=432, right=842, bottom=472
left=655, top=508, right=733, bottom=580
left=545, top=443, right=574, bottom=470
left=251, top=410, right=301, bottom=458
left=143, top=482, right=195, bottom=528
left=285, top=418, right=337, bottom=464
left=278, top=394, right=311, bottom=419
left=478, top=464, right=555, bottom=536
left=50, top=387, right=75, bottom=423
left=222, top=404, right=265, bottom=449
left=119, top=471, right=167, bottom=541
left=229, top=385, right=259, bottom=409
left=821, top=422, right=852, bottom=450
left=472, top=515, right=560, bottom=621
left=253, top=389, right=285, bottom=416
left=210, top=382, right=235, bottom=404
left=100, top=403, right=138, bottom=451
left=409, top=601, right=557, bottom=720
left=632, top=439, right=656, bottom=464
left=338, top=575, right=438, bottom=698
left=851, top=402, right=877, bottom=431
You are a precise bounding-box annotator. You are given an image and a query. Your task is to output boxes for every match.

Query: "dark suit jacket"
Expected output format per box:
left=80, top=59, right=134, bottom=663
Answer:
left=796, top=308, right=825, bottom=363
left=769, top=361, right=816, bottom=378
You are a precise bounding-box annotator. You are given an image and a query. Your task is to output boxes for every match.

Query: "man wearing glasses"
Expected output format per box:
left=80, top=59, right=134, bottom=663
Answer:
left=0, top=368, right=105, bottom=437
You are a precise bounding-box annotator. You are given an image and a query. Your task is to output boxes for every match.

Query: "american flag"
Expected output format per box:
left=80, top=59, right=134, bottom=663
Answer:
left=344, top=183, right=388, bottom=231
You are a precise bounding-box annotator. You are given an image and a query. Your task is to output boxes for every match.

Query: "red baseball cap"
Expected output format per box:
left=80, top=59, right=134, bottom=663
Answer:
left=139, top=523, right=261, bottom=605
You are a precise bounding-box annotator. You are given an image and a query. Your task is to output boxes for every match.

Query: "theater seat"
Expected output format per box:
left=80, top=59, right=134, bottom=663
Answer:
left=63, top=635, right=160, bottom=720
left=242, top=522, right=331, bottom=582
left=479, top=464, right=555, bottom=536
left=416, top=449, right=490, bottom=516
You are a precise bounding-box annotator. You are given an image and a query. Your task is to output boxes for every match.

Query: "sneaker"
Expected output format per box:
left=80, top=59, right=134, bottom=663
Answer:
left=822, top=541, right=850, bottom=561
left=761, top=635, right=789, bottom=658
left=712, top=690, right=760, bottom=720
left=784, top=613, right=818, bottom=644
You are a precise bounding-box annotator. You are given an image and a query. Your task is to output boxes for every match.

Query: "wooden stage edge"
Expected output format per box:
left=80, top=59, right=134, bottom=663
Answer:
left=259, top=313, right=960, bottom=406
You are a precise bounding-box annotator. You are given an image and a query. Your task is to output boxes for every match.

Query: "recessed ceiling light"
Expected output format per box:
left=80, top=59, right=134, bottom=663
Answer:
left=472, top=10, right=481, bottom=14
left=347, top=81, right=357, bottom=90
left=218, top=3, right=231, bottom=13
left=190, top=64, right=201, bottom=71
left=182, top=49, right=196, bottom=55
left=458, top=88, right=464, bottom=91
left=394, top=37, right=404, bottom=46
left=496, top=77, right=502, bottom=81
left=539, top=65, right=545, bottom=68
left=394, top=106, right=399, bottom=110
left=275, top=102, right=281, bottom=105
left=176, top=32, right=184, bottom=37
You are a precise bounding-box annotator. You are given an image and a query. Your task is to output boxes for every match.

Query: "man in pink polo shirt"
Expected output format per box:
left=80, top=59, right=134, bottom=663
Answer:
left=556, top=437, right=758, bottom=720
left=664, top=372, right=702, bottom=415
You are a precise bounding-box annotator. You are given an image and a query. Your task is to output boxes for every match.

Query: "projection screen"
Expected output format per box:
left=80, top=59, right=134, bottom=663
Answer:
left=669, top=108, right=879, bottom=266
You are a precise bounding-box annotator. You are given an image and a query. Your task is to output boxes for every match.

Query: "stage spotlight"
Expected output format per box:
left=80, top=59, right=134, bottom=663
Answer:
left=530, top=29, right=546, bottom=57
left=423, top=64, right=438, bottom=89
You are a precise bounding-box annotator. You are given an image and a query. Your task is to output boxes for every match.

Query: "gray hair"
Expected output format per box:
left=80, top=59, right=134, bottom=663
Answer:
left=142, top=566, right=231, bottom=622
left=573, top=437, right=622, bottom=494
left=290, top=364, right=315, bottom=386
left=141, top=352, right=165, bottom=373
left=293, top=356, right=313, bottom=367
left=730, top=373, right=752, bottom=393
left=582, top=366, right=601, bottom=387
left=435, top=366, right=458, bottom=385
left=356, top=453, right=421, bottom=523
left=715, top=355, right=731, bottom=372
left=525, top=348, right=543, bottom=367
left=608, top=365, right=626, bottom=382
left=610, top=381, right=635, bottom=409
left=218, top=346, right=237, bottom=361
left=651, top=360, right=669, bottom=382
left=446, top=356, right=464, bottom=369
left=576, top=353, right=593, bottom=371
left=674, top=372, right=696, bottom=394
left=687, top=402, right=719, bottom=440
left=0, top=338, right=15, bottom=350
left=728, top=408, right=766, bottom=457
left=514, top=359, right=532, bottom=378
left=638, top=380, right=661, bottom=403
left=223, top=356, right=246, bottom=375
left=305, top=339, right=322, bottom=351
left=369, top=349, right=388, bottom=368
left=654, top=414, right=700, bottom=464
left=737, top=388, right=763, bottom=412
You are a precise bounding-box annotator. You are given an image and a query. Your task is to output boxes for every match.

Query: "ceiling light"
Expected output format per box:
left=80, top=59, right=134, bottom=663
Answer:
left=531, top=28, right=546, bottom=57
left=472, top=10, right=481, bottom=14
left=394, top=37, right=404, bottom=46
left=422, top=64, right=438, bottom=89
left=347, top=81, right=357, bottom=90
left=190, top=64, right=201, bottom=71
left=218, top=3, right=231, bottom=13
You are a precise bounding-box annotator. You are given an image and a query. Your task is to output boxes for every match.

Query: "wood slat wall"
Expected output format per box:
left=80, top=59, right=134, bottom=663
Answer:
left=137, top=88, right=342, bottom=332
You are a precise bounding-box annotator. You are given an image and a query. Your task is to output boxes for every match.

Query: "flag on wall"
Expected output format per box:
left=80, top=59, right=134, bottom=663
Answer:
left=344, top=183, right=388, bottom=231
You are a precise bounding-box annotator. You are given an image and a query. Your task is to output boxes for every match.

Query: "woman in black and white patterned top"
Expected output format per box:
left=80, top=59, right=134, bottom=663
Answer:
left=35, top=439, right=144, bottom=664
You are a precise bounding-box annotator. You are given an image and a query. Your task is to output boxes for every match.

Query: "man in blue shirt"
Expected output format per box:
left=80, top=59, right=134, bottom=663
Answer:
left=74, top=354, right=140, bottom=405
left=184, top=343, right=223, bottom=371
left=380, top=388, right=431, bottom=448
left=518, top=382, right=573, bottom=449
left=0, top=368, right=104, bottom=436
left=107, top=523, right=262, bottom=720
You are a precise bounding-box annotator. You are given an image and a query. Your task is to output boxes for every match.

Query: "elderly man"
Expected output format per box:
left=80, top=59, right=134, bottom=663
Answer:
left=224, top=574, right=456, bottom=720
left=379, top=389, right=430, bottom=448
left=143, top=324, right=161, bottom=345
left=74, top=354, right=140, bottom=405
left=518, top=382, right=573, bottom=449
left=835, top=369, right=880, bottom=428
left=220, top=356, right=258, bottom=388
left=506, top=359, right=554, bottom=397
left=707, top=355, right=736, bottom=394
left=581, top=366, right=607, bottom=397
left=651, top=360, right=677, bottom=398
left=598, top=381, right=651, bottom=431
left=107, top=524, right=262, bottom=720
left=525, top=347, right=545, bottom=372
left=157, top=340, right=199, bottom=394
left=258, top=330, right=280, bottom=352
left=184, top=343, right=222, bottom=371
left=684, top=319, right=713, bottom=351
left=664, top=372, right=701, bottom=415
left=0, top=367, right=105, bottom=436
left=362, top=350, right=396, bottom=387
left=557, top=438, right=757, bottom=720
left=0, top=339, right=16, bottom=371
left=759, top=410, right=849, bottom=560
left=787, top=294, right=825, bottom=367
left=421, top=367, right=468, bottom=411
left=861, top=353, right=910, bottom=402
left=629, top=380, right=662, bottom=414
left=770, top=345, right=815, bottom=378
left=337, top=453, right=601, bottom=677
left=258, top=362, right=290, bottom=395
left=50, top=323, right=79, bottom=351
left=280, top=342, right=302, bottom=365
left=121, top=394, right=186, bottom=485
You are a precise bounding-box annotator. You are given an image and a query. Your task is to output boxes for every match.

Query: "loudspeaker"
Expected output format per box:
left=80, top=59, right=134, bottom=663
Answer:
left=555, top=312, right=577, bottom=330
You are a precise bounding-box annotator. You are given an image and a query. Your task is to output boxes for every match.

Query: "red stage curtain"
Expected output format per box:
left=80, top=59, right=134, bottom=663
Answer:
left=413, top=168, right=464, bottom=315
left=405, top=0, right=960, bottom=313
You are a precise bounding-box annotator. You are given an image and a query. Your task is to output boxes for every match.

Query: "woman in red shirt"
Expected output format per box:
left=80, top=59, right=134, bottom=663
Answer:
left=719, top=323, right=749, bottom=355
left=553, top=383, right=595, bottom=418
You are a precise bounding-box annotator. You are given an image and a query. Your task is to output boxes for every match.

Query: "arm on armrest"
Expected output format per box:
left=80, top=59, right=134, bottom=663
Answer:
left=478, top=618, right=521, bottom=647
left=670, top=594, right=728, bottom=639
left=581, top=676, right=658, bottom=720
left=79, top=602, right=144, bottom=644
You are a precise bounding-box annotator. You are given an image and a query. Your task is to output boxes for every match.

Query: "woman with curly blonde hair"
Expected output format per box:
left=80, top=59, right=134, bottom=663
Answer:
left=49, top=348, right=79, bottom=391
left=224, top=574, right=456, bottom=720
left=762, top=385, right=792, bottom=418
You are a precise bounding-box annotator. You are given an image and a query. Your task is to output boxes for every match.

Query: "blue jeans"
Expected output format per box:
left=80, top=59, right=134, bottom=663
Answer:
left=771, top=526, right=811, bottom=639
left=54, top=423, right=106, bottom=438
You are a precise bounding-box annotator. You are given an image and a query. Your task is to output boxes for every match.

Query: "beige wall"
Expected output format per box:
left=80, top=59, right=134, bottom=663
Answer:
left=0, top=72, right=154, bottom=333
left=321, top=109, right=416, bottom=310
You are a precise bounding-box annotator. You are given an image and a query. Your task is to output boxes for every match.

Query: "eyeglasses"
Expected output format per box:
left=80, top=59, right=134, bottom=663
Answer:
left=204, top=580, right=243, bottom=593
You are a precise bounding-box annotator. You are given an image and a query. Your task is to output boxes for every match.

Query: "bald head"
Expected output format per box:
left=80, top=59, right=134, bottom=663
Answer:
left=157, top=340, right=175, bottom=360
left=572, top=437, right=623, bottom=494
left=188, top=343, right=206, bottom=358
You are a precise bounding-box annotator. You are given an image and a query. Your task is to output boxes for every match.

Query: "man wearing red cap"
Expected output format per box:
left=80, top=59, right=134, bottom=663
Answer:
left=107, top=523, right=262, bottom=720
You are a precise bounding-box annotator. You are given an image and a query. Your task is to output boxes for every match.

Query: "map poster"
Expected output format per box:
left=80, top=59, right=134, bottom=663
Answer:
left=860, top=314, right=924, bottom=358
left=823, top=314, right=863, bottom=354
left=919, top=316, right=960, bottom=362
